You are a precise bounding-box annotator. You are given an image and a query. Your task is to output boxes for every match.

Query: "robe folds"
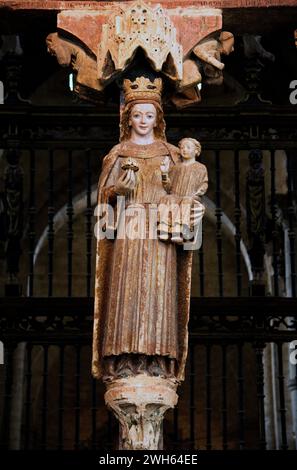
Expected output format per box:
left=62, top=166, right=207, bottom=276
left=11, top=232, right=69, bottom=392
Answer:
left=92, top=140, right=193, bottom=381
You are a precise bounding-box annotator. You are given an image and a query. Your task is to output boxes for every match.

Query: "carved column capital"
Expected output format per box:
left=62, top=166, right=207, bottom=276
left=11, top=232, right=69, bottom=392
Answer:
left=105, top=374, right=178, bottom=450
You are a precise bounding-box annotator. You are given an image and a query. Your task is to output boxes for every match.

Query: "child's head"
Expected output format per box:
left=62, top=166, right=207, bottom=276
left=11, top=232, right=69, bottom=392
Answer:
left=178, top=138, right=201, bottom=161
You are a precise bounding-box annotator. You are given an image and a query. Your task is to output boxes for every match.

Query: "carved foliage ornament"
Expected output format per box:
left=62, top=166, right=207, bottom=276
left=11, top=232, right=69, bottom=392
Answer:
left=97, top=1, right=183, bottom=84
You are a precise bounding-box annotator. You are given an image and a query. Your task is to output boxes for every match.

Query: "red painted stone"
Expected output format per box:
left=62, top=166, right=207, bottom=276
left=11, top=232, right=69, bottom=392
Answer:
left=1, top=0, right=297, bottom=10
left=58, top=12, right=105, bottom=56
left=57, top=7, right=222, bottom=57
left=171, top=14, right=222, bottom=55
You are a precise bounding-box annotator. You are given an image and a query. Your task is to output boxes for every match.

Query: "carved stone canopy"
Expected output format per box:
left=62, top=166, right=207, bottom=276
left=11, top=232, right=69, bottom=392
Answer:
left=97, top=1, right=183, bottom=85
left=45, top=1, right=236, bottom=107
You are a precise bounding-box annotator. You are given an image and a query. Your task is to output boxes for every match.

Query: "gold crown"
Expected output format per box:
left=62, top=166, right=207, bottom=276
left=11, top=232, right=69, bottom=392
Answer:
left=123, top=77, right=162, bottom=104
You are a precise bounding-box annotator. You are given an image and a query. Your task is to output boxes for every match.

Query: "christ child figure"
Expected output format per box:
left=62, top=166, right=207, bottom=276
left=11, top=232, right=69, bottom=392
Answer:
left=158, top=137, right=208, bottom=243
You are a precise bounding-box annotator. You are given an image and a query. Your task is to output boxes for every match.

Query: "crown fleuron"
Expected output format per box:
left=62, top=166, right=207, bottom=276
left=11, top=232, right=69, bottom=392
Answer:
left=123, top=77, right=162, bottom=104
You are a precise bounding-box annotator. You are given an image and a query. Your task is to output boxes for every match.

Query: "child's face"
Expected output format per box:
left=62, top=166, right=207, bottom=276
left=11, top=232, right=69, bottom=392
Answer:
left=179, top=140, right=197, bottom=160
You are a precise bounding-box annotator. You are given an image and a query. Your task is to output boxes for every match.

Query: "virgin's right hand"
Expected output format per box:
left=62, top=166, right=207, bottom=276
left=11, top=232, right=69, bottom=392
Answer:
left=114, top=170, right=136, bottom=195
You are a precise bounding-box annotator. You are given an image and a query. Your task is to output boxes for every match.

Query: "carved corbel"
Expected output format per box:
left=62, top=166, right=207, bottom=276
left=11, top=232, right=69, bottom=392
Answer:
left=105, top=375, right=178, bottom=450
left=170, top=31, right=234, bottom=108
left=46, top=32, right=104, bottom=102
left=46, top=3, right=235, bottom=107
left=192, top=31, right=234, bottom=86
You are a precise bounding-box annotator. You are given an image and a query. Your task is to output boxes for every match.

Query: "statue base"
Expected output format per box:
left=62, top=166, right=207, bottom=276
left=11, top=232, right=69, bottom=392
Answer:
left=104, top=374, right=179, bottom=450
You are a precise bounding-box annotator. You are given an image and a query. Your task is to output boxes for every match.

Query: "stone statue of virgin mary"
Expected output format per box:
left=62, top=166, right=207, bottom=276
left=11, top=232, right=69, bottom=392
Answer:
left=92, top=76, right=207, bottom=384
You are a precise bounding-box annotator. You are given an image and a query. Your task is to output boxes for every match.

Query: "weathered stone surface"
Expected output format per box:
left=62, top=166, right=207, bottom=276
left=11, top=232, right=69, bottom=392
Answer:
left=193, top=30, right=234, bottom=86
left=97, top=2, right=183, bottom=84
left=104, top=375, right=178, bottom=450
left=57, top=11, right=105, bottom=57
left=180, top=59, right=202, bottom=90
left=47, top=2, right=228, bottom=105
left=1, top=1, right=297, bottom=10
left=56, top=7, right=222, bottom=58
left=91, top=75, right=208, bottom=451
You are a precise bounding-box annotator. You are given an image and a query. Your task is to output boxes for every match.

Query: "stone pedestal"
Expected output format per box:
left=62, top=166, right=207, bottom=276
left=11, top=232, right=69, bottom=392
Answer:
left=104, top=374, right=178, bottom=450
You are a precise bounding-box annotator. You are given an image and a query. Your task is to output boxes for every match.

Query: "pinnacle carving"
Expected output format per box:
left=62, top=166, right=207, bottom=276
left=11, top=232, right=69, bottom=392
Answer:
left=97, top=1, right=183, bottom=84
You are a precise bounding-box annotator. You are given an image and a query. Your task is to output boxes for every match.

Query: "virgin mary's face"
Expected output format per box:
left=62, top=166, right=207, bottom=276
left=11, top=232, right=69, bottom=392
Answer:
left=129, top=103, right=157, bottom=137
